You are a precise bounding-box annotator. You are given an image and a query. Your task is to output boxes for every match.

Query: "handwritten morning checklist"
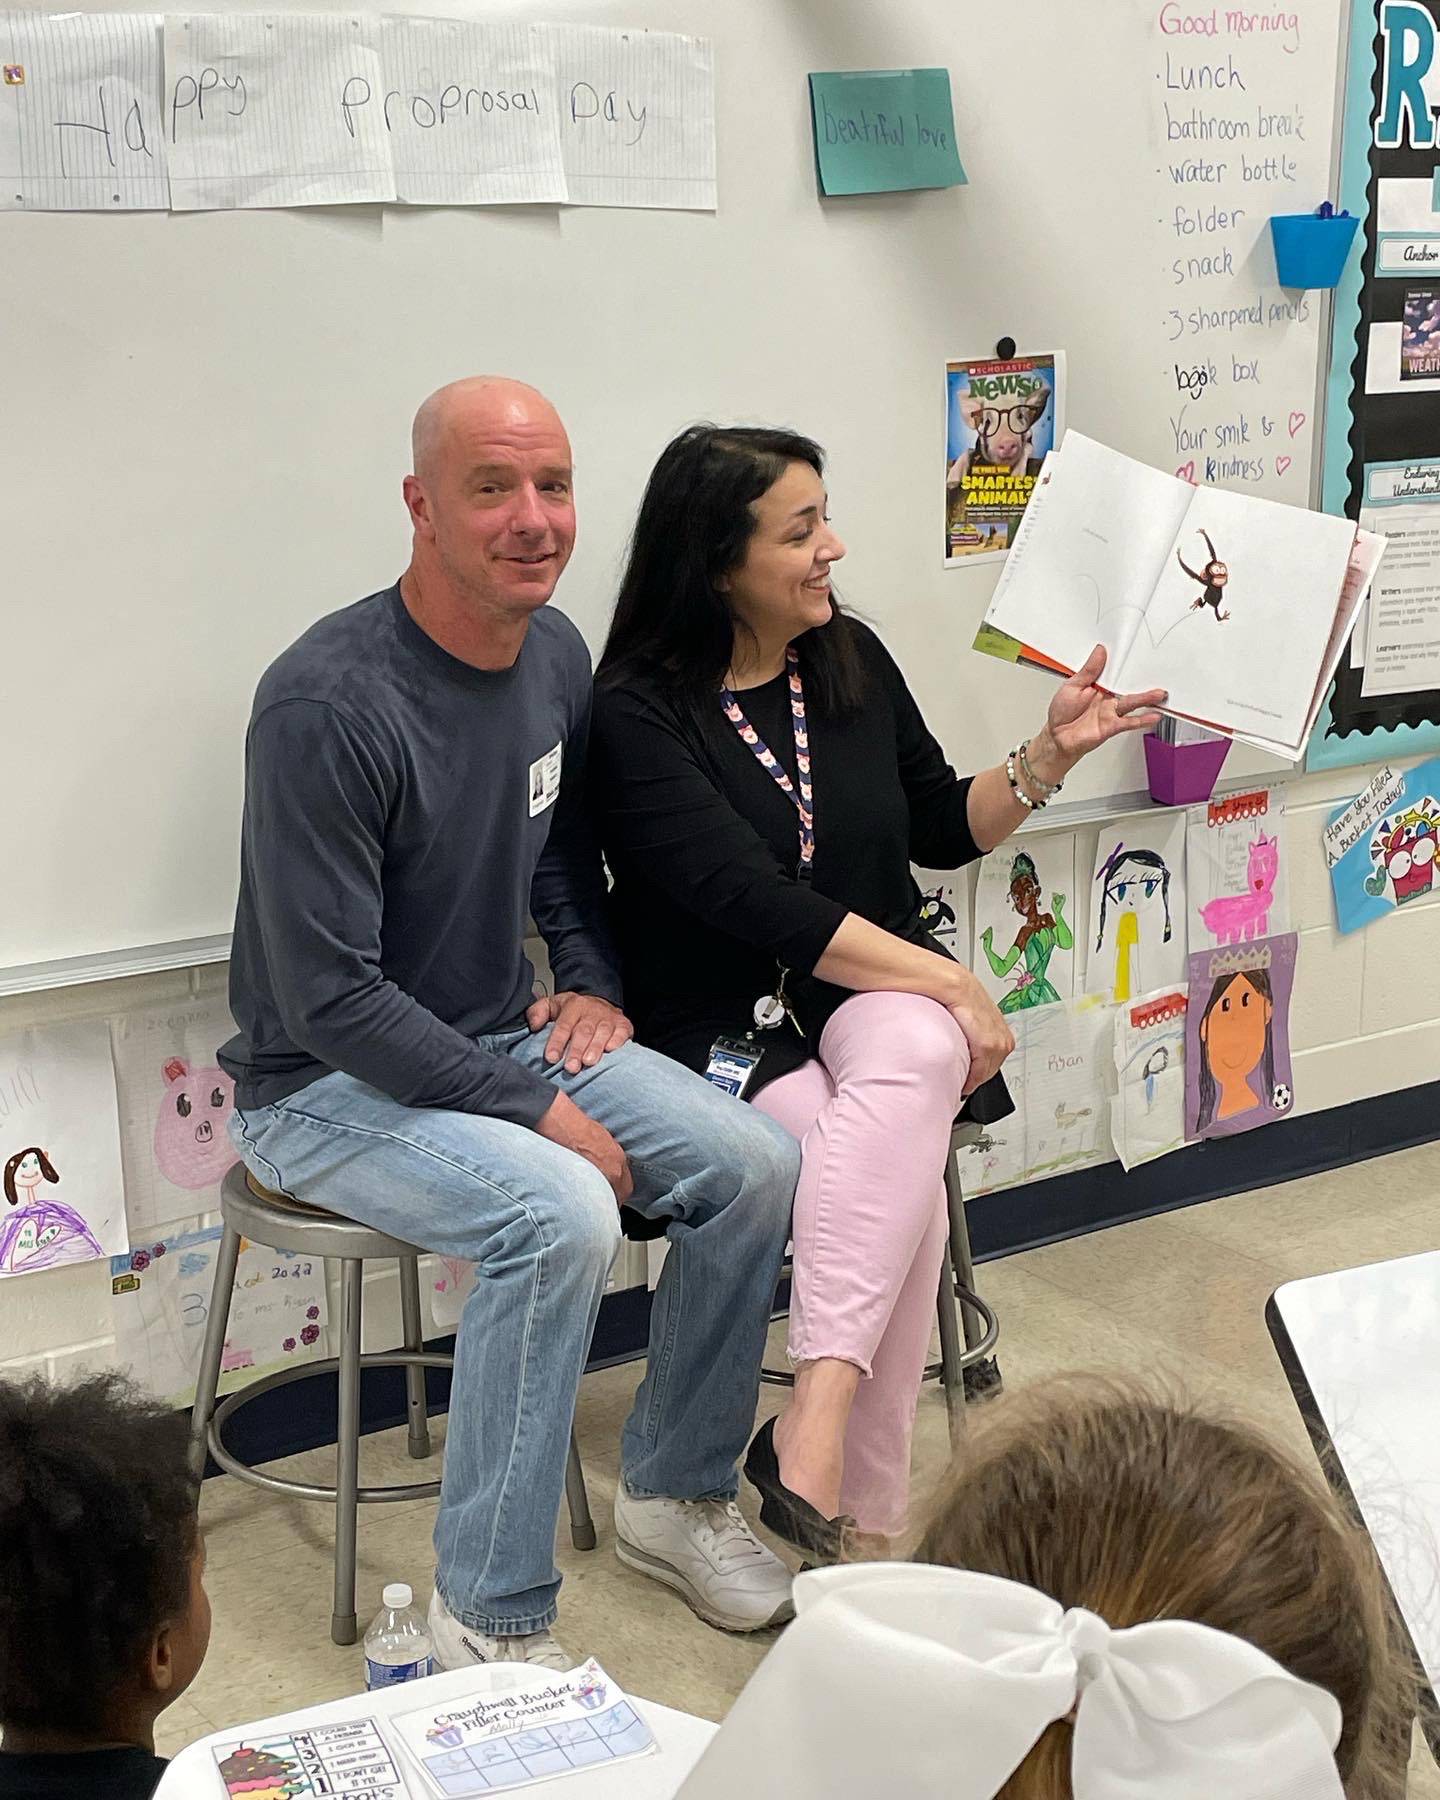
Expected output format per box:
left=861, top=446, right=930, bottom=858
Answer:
left=0, top=11, right=715, bottom=212
left=1147, top=4, right=1322, bottom=498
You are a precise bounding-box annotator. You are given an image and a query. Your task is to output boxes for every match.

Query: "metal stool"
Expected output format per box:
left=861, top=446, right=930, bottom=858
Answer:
left=189, top=1164, right=597, bottom=1645
left=761, top=1120, right=1000, bottom=1450
left=929, top=1122, right=1003, bottom=1435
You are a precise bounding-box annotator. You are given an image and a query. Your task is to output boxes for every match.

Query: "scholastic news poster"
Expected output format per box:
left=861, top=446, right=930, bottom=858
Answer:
left=944, top=352, right=1064, bottom=566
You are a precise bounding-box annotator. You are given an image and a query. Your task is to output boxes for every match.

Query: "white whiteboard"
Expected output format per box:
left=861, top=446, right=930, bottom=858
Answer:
left=4, top=0, right=1346, bottom=968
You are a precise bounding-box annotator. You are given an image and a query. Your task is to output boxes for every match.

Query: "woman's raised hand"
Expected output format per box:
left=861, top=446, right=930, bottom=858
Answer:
left=1041, top=644, right=1167, bottom=767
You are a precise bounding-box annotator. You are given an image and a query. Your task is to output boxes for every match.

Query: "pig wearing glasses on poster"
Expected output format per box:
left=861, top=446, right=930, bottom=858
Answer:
left=153, top=1057, right=240, bottom=1189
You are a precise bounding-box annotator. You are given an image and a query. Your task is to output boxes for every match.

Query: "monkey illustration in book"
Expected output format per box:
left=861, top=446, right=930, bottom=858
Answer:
left=1176, top=529, right=1230, bottom=621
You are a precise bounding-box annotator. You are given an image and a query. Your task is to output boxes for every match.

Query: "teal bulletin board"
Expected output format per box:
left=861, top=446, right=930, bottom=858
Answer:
left=1308, top=0, right=1440, bottom=771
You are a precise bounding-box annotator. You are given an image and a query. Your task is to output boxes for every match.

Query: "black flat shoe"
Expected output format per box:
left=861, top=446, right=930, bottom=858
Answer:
left=743, top=1417, right=854, bottom=1562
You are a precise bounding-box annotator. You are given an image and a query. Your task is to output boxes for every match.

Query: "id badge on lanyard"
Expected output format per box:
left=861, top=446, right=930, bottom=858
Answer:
left=703, top=970, right=803, bottom=1100
left=713, top=647, right=814, bottom=1088
left=702, top=1036, right=764, bottom=1100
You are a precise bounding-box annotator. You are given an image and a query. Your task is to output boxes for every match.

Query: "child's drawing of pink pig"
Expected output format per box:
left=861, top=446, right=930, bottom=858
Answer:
left=153, top=1057, right=240, bottom=1190
left=1198, top=835, right=1279, bottom=945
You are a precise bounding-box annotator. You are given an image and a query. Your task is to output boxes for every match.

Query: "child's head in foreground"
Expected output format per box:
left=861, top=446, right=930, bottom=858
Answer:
left=0, top=1371, right=210, bottom=1751
left=912, top=1375, right=1413, bottom=1798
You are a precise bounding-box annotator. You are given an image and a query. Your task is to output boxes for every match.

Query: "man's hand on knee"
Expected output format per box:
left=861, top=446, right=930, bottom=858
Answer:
left=526, top=991, right=634, bottom=1074
left=534, top=1091, right=634, bottom=1204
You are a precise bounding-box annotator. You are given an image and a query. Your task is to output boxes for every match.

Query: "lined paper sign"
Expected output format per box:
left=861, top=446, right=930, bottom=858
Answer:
left=0, top=12, right=169, bottom=210
left=164, top=12, right=394, bottom=209
left=538, top=24, right=714, bottom=210
left=0, top=24, right=19, bottom=208
left=380, top=17, right=565, bottom=205
left=808, top=68, right=966, bottom=196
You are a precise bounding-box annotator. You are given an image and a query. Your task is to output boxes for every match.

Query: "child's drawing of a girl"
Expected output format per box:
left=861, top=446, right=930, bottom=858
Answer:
left=0, top=1147, right=102, bottom=1275
left=981, top=851, right=1073, bottom=1013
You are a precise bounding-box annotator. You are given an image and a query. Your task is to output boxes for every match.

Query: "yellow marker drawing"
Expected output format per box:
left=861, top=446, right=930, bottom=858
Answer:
left=1114, top=910, right=1139, bottom=1003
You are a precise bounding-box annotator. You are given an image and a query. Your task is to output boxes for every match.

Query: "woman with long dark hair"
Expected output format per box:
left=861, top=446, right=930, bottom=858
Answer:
left=590, top=425, right=1164, bottom=1552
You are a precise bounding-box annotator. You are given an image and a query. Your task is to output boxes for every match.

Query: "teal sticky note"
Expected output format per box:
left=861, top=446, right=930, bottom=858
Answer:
left=808, top=69, right=966, bottom=196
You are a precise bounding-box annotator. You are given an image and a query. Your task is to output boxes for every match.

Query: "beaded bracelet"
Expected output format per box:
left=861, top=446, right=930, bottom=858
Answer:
left=1006, top=745, right=1041, bottom=810
left=1019, top=738, right=1065, bottom=801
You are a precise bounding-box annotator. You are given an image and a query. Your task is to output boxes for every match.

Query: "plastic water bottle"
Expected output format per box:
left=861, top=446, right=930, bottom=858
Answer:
left=364, top=1583, right=434, bottom=1689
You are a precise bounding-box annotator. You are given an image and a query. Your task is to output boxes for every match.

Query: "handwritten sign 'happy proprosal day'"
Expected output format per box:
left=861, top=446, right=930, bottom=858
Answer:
left=808, top=67, right=966, bottom=196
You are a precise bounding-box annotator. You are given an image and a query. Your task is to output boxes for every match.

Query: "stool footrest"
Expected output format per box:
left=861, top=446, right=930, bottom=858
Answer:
left=759, top=1367, right=796, bottom=1388
left=206, top=1350, right=450, bottom=1506
left=763, top=1285, right=1000, bottom=1387
left=924, top=1283, right=1000, bottom=1379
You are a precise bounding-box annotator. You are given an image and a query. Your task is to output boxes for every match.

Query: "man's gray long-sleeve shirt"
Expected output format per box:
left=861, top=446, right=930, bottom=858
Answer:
left=218, top=585, right=622, bottom=1129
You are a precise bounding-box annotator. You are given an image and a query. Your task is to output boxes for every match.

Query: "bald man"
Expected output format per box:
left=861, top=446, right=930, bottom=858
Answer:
left=220, top=380, right=799, bottom=1666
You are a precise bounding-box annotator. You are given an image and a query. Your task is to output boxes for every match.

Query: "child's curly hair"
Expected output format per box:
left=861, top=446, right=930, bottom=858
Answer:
left=911, top=1375, right=1419, bottom=1800
left=0, top=1371, right=200, bottom=1732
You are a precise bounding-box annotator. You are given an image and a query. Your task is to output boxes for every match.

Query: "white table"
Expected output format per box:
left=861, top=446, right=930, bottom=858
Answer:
left=1267, top=1250, right=1440, bottom=1759
left=156, top=1663, right=716, bottom=1798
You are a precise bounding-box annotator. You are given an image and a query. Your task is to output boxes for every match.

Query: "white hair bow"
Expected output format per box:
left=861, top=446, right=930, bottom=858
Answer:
left=675, top=1564, right=1345, bottom=1800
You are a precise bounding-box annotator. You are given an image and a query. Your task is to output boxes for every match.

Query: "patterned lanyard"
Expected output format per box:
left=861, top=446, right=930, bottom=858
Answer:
left=720, top=645, right=815, bottom=879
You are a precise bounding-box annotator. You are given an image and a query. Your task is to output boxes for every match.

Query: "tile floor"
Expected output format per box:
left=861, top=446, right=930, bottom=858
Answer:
left=167, top=1144, right=1440, bottom=1791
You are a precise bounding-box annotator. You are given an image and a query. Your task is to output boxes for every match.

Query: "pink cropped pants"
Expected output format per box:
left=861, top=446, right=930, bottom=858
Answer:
left=751, top=990, right=971, bottom=1535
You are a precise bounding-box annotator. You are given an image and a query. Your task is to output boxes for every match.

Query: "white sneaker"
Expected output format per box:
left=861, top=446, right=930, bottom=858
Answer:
left=427, top=1588, right=573, bottom=1673
left=613, top=1485, right=794, bottom=1632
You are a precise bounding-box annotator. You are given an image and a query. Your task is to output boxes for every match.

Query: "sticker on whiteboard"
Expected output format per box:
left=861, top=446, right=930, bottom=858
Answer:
left=3, top=65, right=23, bottom=84
left=528, top=742, right=562, bottom=817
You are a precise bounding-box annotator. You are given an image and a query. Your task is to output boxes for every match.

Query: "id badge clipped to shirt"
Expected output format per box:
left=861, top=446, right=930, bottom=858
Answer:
left=703, top=1035, right=763, bottom=1101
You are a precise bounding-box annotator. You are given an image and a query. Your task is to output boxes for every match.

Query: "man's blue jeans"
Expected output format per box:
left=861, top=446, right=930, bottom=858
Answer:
left=230, top=1028, right=799, bottom=1635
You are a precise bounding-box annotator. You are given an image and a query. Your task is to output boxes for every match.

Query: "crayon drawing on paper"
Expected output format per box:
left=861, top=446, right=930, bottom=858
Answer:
left=1111, top=989, right=1187, bottom=1171
left=1087, top=817, right=1188, bottom=1004
left=110, top=1225, right=328, bottom=1406
left=912, top=863, right=972, bottom=960
left=112, top=997, right=241, bottom=1239
left=975, top=835, right=1077, bottom=1014
left=0, top=1020, right=125, bottom=1279
left=1184, top=934, right=1297, bottom=1142
left=1187, top=787, right=1290, bottom=952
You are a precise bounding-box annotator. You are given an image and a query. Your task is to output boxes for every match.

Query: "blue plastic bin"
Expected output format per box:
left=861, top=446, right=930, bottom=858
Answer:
left=1269, top=212, right=1360, bottom=289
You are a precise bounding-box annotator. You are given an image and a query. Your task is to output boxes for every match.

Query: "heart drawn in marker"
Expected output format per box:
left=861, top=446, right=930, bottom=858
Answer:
left=1288, top=411, right=1307, bottom=438
left=1276, top=455, right=1293, bottom=477
left=1175, top=461, right=1197, bottom=484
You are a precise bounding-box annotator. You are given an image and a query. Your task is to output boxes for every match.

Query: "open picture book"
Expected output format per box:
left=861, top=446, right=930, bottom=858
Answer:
left=972, top=433, right=1386, bottom=759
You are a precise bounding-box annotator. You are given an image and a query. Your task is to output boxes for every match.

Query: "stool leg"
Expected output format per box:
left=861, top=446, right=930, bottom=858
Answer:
left=187, top=1222, right=243, bottom=1482
left=760, top=1253, right=798, bottom=1389
left=565, top=1429, right=597, bottom=1552
left=934, top=1239, right=967, bottom=1453
left=332, top=1259, right=363, bottom=1646
left=398, top=1257, right=432, bottom=1461
left=944, top=1153, right=983, bottom=1353
left=945, top=1149, right=1002, bottom=1402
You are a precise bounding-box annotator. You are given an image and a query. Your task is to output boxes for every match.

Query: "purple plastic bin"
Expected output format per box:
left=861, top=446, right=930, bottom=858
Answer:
left=1143, top=733, right=1230, bottom=806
